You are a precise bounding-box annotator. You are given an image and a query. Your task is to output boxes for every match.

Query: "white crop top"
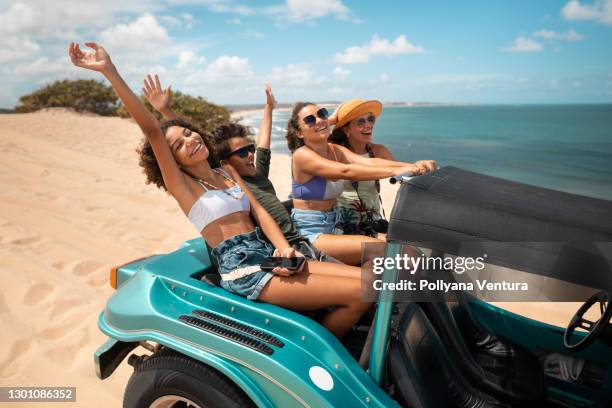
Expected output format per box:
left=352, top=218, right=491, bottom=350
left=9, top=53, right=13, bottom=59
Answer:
left=187, top=169, right=250, bottom=232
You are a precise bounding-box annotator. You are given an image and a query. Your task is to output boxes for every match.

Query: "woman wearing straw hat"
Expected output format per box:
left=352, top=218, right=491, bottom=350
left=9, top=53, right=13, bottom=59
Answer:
left=285, top=102, right=429, bottom=265
left=330, top=99, right=437, bottom=237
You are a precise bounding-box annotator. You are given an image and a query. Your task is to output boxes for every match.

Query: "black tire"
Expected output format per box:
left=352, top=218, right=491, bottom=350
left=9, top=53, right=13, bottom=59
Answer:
left=123, top=349, right=255, bottom=408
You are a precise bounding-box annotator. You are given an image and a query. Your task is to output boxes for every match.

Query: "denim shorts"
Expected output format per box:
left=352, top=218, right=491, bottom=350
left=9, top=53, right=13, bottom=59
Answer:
left=290, top=207, right=343, bottom=244
left=210, top=228, right=275, bottom=300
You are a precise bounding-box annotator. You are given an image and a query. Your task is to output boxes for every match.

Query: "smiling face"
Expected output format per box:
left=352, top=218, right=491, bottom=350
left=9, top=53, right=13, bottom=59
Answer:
left=344, top=112, right=376, bottom=144
left=164, top=125, right=209, bottom=167
left=222, top=137, right=257, bottom=177
left=297, top=104, right=330, bottom=145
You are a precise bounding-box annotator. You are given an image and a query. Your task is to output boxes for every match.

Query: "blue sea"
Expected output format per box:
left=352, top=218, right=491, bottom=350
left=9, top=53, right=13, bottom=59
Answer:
left=239, top=104, right=612, bottom=201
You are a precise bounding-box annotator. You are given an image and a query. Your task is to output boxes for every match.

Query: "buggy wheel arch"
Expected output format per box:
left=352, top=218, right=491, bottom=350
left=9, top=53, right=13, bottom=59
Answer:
left=124, top=348, right=257, bottom=408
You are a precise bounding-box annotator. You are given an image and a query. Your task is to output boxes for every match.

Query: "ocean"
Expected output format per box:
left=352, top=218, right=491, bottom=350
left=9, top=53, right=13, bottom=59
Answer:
left=238, top=104, right=612, bottom=201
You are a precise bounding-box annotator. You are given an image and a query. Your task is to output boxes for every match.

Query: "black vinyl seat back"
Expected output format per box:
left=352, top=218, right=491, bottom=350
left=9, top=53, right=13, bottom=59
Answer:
left=401, top=257, right=547, bottom=406
left=389, top=303, right=509, bottom=408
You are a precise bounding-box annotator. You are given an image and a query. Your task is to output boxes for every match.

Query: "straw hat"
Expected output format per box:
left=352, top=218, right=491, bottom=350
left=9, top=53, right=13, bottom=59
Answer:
left=334, top=99, right=383, bottom=129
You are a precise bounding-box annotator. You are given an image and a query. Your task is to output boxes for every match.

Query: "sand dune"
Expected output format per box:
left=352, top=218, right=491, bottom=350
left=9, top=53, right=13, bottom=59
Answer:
left=0, top=109, right=581, bottom=407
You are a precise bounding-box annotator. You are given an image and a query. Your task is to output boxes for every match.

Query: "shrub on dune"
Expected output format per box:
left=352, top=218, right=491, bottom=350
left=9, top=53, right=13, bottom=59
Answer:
left=15, top=79, right=120, bottom=116
left=15, top=80, right=231, bottom=134
left=116, top=90, right=231, bottom=133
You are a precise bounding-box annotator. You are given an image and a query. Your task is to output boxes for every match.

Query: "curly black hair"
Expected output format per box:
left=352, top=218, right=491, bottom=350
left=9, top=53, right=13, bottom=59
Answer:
left=285, top=102, right=315, bottom=152
left=211, top=122, right=253, bottom=160
left=136, top=118, right=218, bottom=192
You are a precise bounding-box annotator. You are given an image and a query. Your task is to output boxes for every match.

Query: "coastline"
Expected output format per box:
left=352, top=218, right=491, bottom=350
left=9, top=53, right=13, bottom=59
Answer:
left=0, top=109, right=585, bottom=405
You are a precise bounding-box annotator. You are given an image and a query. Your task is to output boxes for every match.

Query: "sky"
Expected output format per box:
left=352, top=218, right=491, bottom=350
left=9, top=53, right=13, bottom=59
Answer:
left=1, top=0, right=611, bottom=108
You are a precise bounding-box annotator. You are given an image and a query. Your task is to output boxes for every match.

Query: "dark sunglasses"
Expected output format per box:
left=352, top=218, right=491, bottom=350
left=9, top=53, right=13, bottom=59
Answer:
left=227, top=143, right=255, bottom=159
left=354, top=114, right=376, bottom=127
left=302, top=108, right=329, bottom=127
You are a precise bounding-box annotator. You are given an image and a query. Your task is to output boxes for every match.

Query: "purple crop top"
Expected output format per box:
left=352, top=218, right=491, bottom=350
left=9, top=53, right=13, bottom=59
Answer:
left=292, top=144, right=345, bottom=201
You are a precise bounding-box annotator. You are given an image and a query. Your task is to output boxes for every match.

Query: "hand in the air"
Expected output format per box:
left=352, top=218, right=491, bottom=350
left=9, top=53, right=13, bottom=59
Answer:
left=265, top=83, right=277, bottom=109
left=143, top=74, right=172, bottom=113
left=68, top=42, right=113, bottom=74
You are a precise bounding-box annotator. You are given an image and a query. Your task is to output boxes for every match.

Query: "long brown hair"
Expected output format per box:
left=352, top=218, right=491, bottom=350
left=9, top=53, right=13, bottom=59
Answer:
left=329, top=125, right=350, bottom=149
left=285, top=101, right=315, bottom=152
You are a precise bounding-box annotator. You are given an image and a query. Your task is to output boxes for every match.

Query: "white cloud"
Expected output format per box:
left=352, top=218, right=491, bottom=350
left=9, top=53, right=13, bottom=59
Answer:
left=203, top=56, right=253, bottom=81
left=335, top=34, right=425, bottom=64
left=170, top=0, right=255, bottom=16
left=502, top=37, right=544, bottom=53
left=267, top=63, right=321, bottom=86
left=332, top=66, right=350, bottom=79
left=0, top=37, right=40, bottom=63
left=9, top=57, right=70, bottom=77
left=176, top=50, right=206, bottom=68
left=561, top=0, right=612, bottom=25
left=533, top=29, right=584, bottom=41
left=286, top=0, right=352, bottom=22
left=0, top=2, right=39, bottom=35
left=263, top=0, right=358, bottom=25
left=161, top=13, right=196, bottom=29
left=99, top=14, right=171, bottom=55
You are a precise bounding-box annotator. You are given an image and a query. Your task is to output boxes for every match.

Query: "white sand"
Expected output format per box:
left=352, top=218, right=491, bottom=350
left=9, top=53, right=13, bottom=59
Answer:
left=0, top=109, right=581, bottom=406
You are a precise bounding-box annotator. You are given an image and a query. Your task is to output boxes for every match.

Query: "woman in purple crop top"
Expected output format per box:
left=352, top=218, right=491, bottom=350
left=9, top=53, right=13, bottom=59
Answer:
left=69, top=42, right=372, bottom=339
left=286, top=102, right=429, bottom=266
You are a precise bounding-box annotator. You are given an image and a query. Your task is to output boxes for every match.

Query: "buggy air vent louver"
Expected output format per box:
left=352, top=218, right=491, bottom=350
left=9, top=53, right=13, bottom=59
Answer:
left=178, top=315, right=273, bottom=355
left=193, top=310, right=284, bottom=348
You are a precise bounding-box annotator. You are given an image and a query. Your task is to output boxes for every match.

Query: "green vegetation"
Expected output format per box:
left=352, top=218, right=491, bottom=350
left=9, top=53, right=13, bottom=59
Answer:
left=16, top=79, right=120, bottom=116
left=15, top=79, right=231, bottom=132
left=116, top=89, right=231, bottom=133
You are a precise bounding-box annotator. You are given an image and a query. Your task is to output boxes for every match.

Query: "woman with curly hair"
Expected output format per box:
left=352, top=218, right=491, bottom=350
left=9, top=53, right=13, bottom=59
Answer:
left=329, top=100, right=436, bottom=237
left=68, top=42, right=370, bottom=338
left=286, top=102, right=429, bottom=265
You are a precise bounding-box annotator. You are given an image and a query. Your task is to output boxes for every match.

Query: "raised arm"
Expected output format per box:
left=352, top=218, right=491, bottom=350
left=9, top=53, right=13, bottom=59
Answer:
left=68, top=42, right=190, bottom=202
left=293, top=147, right=423, bottom=182
left=142, top=74, right=179, bottom=120
left=256, top=84, right=276, bottom=149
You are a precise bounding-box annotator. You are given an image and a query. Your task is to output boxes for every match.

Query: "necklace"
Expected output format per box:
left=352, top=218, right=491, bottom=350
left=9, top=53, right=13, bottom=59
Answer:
left=190, top=169, right=244, bottom=200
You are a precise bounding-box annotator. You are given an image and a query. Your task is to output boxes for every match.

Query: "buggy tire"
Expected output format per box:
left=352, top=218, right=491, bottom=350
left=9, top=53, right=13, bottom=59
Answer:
left=123, top=349, right=255, bottom=408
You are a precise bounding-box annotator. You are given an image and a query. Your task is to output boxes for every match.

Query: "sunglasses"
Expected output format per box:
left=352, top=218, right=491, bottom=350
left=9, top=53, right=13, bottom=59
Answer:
left=354, top=114, right=376, bottom=127
left=302, top=108, right=329, bottom=127
left=227, top=143, right=255, bottom=159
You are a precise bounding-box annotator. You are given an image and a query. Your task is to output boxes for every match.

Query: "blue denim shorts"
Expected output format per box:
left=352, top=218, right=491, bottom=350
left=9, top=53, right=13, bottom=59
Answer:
left=210, top=228, right=275, bottom=300
left=290, top=207, right=343, bottom=244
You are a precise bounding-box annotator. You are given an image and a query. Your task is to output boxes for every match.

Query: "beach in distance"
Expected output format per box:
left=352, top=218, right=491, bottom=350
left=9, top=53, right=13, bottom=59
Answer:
left=0, top=107, right=605, bottom=406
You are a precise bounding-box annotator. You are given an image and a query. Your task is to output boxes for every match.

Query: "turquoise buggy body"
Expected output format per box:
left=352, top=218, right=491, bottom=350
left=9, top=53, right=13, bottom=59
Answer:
left=95, top=167, right=612, bottom=408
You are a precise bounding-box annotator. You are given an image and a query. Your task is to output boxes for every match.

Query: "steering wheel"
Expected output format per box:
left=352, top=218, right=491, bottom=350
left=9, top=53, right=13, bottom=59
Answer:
left=564, top=291, right=612, bottom=352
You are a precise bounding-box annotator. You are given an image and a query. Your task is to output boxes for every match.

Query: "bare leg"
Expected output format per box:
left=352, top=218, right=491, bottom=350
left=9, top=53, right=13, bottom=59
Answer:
left=258, top=264, right=372, bottom=338
left=304, top=260, right=362, bottom=279
left=313, top=234, right=382, bottom=266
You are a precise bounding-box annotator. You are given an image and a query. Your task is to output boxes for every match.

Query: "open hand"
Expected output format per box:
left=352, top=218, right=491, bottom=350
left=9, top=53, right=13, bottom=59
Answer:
left=143, top=74, right=172, bottom=113
left=265, top=83, right=277, bottom=109
left=68, top=42, right=113, bottom=73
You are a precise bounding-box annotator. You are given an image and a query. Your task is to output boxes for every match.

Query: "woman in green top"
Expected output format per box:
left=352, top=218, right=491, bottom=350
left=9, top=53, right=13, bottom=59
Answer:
left=329, top=99, right=437, bottom=237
